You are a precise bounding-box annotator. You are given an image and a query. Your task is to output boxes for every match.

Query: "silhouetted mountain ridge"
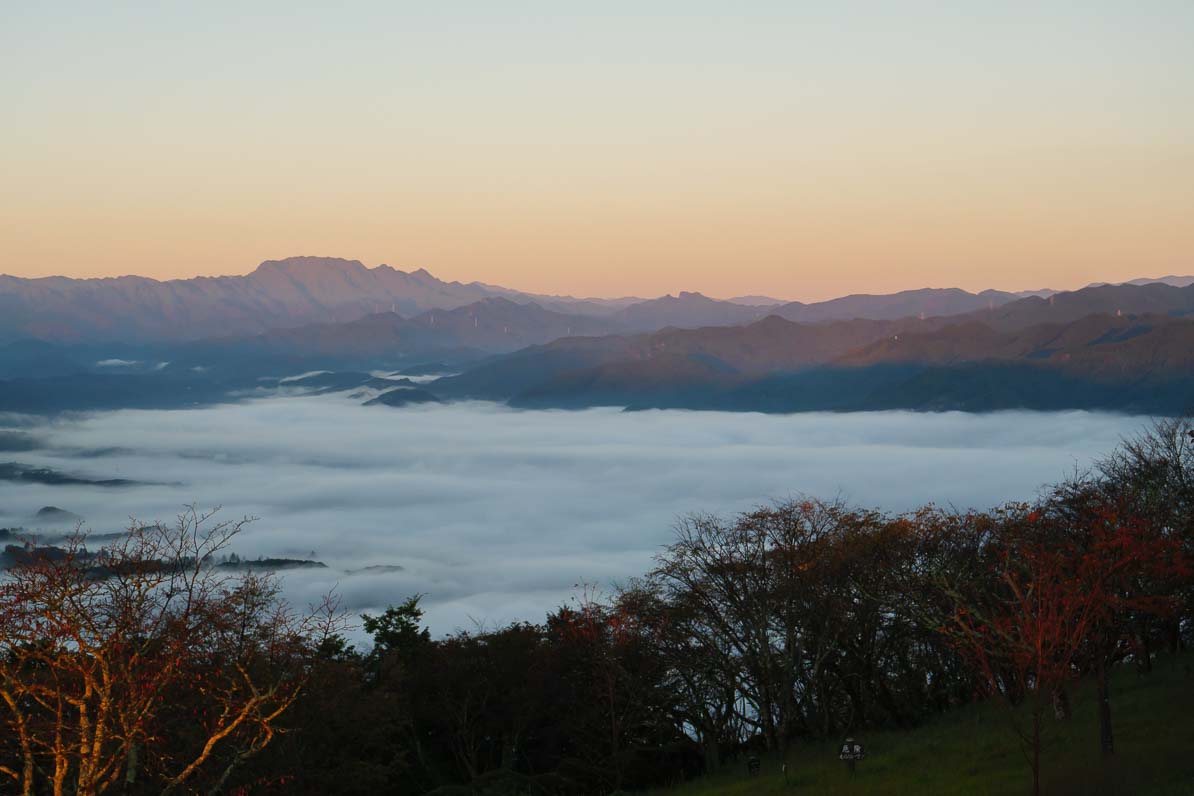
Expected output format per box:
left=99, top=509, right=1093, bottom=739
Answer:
left=9, top=255, right=1184, bottom=344
left=772, top=287, right=1021, bottom=323
left=433, top=304, right=1194, bottom=414
left=0, top=257, right=631, bottom=343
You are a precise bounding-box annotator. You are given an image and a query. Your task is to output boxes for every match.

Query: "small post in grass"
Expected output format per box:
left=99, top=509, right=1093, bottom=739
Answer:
left=838, top=737, right=865, bottom=775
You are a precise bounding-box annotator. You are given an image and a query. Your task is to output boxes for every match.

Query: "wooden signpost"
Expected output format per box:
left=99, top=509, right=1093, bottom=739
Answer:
left=839, top=737, right=865, bottom=774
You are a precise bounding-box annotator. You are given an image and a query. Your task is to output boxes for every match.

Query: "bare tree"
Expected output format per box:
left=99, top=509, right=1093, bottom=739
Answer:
left=0, top=507, right=343, bottom=796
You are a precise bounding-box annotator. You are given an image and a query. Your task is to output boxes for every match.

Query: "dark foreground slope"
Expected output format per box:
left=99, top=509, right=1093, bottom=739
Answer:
left=649, top=653, right=1194, bottom=796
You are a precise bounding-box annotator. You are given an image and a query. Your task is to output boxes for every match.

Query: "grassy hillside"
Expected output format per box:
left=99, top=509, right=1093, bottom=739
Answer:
left=649, top=653, right=1194, bottom=796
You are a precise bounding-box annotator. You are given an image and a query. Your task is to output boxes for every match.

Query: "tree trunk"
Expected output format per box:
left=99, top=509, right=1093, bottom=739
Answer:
left=821, top=683, right=833, bottom=738
left=125, top=742, right=139, bottom=787
left=874, top=675, right=907, bottom=729
left=1136, top=629, right=1153, bottom=674
left=1031, top=707, right=1041, bottom=796
left=1167, top=619, right=1182, bottom=653
left=500, top=729, right=519, bottom=770
left=1051, top=686, right=1071, bottom=720
left=703, top=733, right=720, bottom=775
left=1096, top=661, right=1115, bottom=758
left=759, top=694, right=779, bottom=753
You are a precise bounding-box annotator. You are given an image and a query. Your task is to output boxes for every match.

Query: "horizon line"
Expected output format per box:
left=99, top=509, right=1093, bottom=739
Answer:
left=4, top=255, right=1189, bottom=306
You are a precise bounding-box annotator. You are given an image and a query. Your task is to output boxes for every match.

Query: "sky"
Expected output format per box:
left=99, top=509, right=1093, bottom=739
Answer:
left=0, top=394, right=1152, bottom=635
left=2, top=2, right=1192, bottom=301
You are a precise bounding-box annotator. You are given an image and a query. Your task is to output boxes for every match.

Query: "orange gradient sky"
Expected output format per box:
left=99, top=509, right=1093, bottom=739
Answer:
left=2, top=3, right=1192, bottom=301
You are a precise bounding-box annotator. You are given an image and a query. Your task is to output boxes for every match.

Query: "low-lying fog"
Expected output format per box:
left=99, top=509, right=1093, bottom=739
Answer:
left=0, top=396, right=1153, bottom=635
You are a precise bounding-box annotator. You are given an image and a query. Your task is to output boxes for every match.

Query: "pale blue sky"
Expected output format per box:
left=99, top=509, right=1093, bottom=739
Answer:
left=3, top=2, right=1192, bottom=298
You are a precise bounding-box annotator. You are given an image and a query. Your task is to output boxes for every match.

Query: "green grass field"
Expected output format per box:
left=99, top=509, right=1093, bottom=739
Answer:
left=648, top=653, right=1194, bottom=796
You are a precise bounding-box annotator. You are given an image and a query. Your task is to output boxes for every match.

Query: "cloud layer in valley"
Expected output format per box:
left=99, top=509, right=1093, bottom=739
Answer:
left=0, top=396, right=1154, bottom=636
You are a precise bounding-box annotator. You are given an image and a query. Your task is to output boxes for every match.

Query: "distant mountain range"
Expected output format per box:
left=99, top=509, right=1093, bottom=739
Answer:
left=1, top=258, right=1193, bottom=415
left=1091, top=275, right=1194, bottom=289
left=431, top=282, right=1194, bottom=414
left=177, top=281, right=1178, bottom=375
left=771, top=287, right=1021, bottom=324
left=7, top=255, right=1188, bottom=345
left=0, top=257, right=636, bottom=344
left=183, top=297, right=623, bottom=366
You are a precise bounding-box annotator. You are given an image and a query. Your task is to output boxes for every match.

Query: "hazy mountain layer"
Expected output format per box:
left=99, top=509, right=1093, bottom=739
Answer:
left=772, top=287, right=1021, bottom=323
left=0, top=257, right=628, bottom=343
left=8, top=255, right=1178, bottom=344
left=2, top=263, right=1193, bottom=415
left=432, top=282, right=1194, bottom=414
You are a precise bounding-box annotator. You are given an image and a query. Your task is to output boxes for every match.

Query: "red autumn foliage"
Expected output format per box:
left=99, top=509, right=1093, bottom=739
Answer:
left=937, top=502, right=1189, bottom=796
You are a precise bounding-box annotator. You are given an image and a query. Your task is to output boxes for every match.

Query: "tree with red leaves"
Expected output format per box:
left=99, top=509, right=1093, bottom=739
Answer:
left=546, top=584, right=670, bottom=793
left=935, top=503, right=1188, bottom=796
left=1049, top=495, right=1191, bottom=758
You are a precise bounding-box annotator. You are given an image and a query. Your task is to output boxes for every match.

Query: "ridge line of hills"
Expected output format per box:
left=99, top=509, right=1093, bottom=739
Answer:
left=427, top=281, right=1194, bottom=414
left=1, top=257, right=1193, bottom=415
left=6, top=254, right=1188, bottom=345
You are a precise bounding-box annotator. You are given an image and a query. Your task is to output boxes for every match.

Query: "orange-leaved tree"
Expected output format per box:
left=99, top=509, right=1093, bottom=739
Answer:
left=0, top=507, right=343, bottom=796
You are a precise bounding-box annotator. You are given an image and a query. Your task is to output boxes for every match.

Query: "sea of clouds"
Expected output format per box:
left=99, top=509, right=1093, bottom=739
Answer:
left=0, top=395, right=1154, bottom=637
